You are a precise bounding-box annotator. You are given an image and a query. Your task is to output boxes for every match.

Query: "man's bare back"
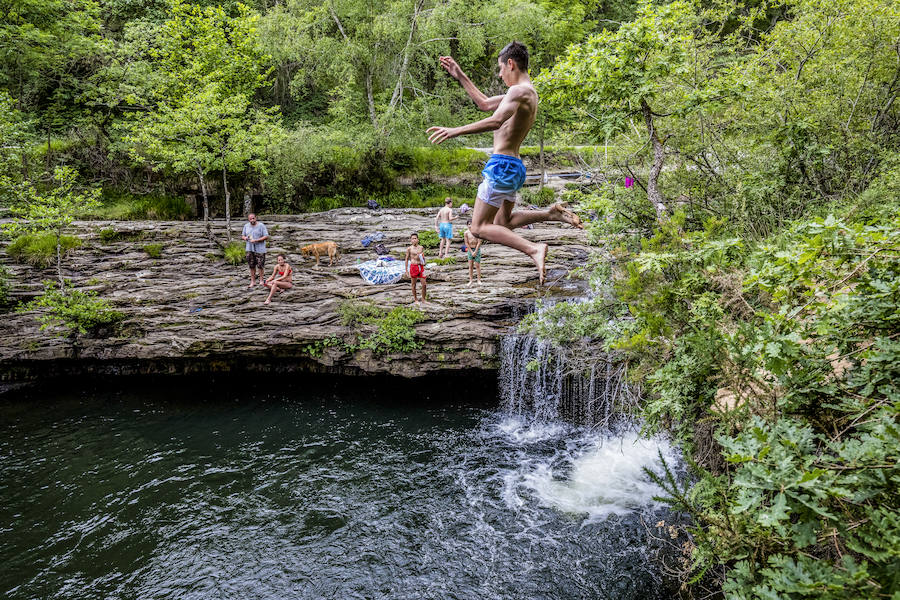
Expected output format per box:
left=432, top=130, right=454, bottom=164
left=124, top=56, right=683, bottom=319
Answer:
left=436, top=205, right=453, bottom=222
left=425, top=42, right=582, bottom=285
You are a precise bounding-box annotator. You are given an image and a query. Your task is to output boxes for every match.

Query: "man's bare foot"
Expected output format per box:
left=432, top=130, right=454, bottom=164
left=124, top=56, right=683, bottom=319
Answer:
left=248, top=282, right=255, bottom=288
left=264, top=299, right=271, bottom=304
left=467, top=281, right=473, bottom=287
left=550, top=202, right=584, bottom=229
left=531, top=243, right=548, bottom=285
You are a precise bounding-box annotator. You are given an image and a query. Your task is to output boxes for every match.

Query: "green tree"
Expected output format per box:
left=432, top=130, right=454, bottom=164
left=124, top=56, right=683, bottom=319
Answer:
left=122, top=0, right=274, bottom=241
left=0, top=90, right=36, bottom=190
left=126, top=86, right=279, bottom=242
left=27, top=280, right=123, bottom=339
left=6, top=166, right=100, bottom=289
left=539, top=0, right=737, bottom=220
left=258, top=0, right=598, bottom=143
left=0, top=0, right=104, bottom=127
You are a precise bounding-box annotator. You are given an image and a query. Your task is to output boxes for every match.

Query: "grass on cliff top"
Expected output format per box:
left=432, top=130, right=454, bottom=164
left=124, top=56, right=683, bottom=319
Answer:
left=7, top=233, right=82, bottom=267
left=81, top=190, right=193, bottom=221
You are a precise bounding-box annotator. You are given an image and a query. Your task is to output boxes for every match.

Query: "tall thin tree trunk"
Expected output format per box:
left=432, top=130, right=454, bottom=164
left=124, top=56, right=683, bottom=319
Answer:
left=641, top=98, right=667, bottom=221
left=366, top=69, right=377, bottom=130
left=55, top=230, right=64, bottom=291
left=389, top=0, right=426, bottom=110
left=198, top=168, right=212, bottom=242
left=222, top=162, right=232, bottom=243
left=539, top=117, right=546, bottom=191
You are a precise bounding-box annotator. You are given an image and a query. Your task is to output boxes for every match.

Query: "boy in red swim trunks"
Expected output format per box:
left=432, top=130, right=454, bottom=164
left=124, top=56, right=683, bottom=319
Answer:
left=404, top=233, right=427, bottom=305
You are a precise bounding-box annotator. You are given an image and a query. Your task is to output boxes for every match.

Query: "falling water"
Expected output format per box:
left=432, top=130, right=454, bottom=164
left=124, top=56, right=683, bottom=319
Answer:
left=494, top=295, right=686, bottom=572
left=499, top=300, right=635, bottom=427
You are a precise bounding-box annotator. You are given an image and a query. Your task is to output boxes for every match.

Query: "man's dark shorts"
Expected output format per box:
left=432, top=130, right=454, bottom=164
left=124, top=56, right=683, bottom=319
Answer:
left=246, top=251, right=266, bottom=271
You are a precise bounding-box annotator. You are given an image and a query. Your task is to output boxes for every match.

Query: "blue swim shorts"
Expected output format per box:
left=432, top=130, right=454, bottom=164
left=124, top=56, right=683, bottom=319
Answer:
left=477, top=154, right=527, bottom=208
left=439, top=222, right=453, bottom=239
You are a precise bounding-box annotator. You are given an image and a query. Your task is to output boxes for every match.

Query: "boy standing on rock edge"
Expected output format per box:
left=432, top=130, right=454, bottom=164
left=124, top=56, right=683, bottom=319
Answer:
left=404, top=233, right=427, bottom=305
left=426, top=42, right=583, bottom=285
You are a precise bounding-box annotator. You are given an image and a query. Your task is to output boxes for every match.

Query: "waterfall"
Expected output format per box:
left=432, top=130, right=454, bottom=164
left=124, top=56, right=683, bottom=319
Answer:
left=499, top=300, right=635, bottom=427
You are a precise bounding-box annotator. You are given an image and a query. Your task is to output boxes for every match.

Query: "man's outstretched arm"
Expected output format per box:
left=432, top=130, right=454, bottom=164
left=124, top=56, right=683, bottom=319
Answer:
left=427, top=88, right=522, bottom=144
left=440, top=56, right=504, bottom=112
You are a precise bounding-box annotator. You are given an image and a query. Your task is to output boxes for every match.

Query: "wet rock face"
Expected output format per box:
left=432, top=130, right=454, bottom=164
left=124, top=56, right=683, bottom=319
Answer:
left=0, top=208, right=589, bottom=379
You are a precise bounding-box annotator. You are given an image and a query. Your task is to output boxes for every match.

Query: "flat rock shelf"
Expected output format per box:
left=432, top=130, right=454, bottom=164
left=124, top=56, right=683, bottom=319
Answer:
left=0, top=207, right=589, bottom=380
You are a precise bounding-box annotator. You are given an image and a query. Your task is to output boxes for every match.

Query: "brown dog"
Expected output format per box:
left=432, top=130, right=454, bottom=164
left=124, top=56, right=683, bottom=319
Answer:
left=301, top=241, right=339, bottom=266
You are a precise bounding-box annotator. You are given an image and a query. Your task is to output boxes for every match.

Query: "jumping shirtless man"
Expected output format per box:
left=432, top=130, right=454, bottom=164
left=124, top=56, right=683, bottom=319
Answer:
left=426, top=41, right=582, bottom=284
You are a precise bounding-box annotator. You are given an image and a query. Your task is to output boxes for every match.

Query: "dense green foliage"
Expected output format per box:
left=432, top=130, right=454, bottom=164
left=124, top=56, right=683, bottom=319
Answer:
left=98, top=228, right=120, bottom=243
left=0, top=0, right=628, bottom=213
left=542, top=0, right=900, bottom=235
left=623, top=207, right=900, bottom=599
left=416, top=229, right=440, bottom=249
left=338, top=299, right=426, bottom=353
left=517, top=0, right=900, bottom=597
left=24, top=281, right=124, bottom=337
left=223, top=241, right=245, bottom=266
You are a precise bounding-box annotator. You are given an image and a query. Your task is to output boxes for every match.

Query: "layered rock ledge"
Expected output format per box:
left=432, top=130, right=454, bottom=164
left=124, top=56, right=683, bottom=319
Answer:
left=0, top=208, right=589, bottom=379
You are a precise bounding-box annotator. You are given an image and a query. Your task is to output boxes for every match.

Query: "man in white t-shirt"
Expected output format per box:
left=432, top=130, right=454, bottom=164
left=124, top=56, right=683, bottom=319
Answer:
left=241, top=213, right=269, bottom=288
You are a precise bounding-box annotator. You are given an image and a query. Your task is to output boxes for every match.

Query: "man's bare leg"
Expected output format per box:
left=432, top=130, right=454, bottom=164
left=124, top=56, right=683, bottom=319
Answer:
left=470, top=199, right=548, bottom=284
left=495, top=202, right=583, bottom=230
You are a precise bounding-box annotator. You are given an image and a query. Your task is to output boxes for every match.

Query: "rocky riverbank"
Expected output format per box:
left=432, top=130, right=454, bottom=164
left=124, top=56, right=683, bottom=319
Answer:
left=1, top=208, right=589, bottom=380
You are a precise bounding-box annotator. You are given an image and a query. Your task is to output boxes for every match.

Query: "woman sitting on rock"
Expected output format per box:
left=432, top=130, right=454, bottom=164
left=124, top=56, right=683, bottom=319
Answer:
left=263, top=254, right=293, bottom=304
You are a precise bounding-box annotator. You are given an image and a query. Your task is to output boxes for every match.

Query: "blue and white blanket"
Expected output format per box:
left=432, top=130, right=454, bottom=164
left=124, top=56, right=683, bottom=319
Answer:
left=357, top=257, right=409, bottom=285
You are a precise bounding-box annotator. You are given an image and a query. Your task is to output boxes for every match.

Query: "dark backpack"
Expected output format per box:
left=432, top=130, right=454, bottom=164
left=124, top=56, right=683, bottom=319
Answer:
left=374, top=242, right=389, bottom=256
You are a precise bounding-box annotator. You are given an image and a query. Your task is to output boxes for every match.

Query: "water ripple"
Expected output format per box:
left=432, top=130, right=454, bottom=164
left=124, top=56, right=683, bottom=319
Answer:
left=1, top=383, right=684, bottom=600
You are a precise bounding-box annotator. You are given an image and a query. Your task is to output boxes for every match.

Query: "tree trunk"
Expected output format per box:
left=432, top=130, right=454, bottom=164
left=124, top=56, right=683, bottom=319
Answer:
left=641, top=98, right=667, bottom=221
left=366, top=69, right=377, bottom=130
left=222, top=163, right=232, bottom=243
left=55, top=229, right=64, bottom=292
left=243, top=192, right=252, bottom=216
left=539, top=117, right=546, bottom=190
left=389, top=0, right=426, bottom=110
left=198, top=169, right=212, bottom=242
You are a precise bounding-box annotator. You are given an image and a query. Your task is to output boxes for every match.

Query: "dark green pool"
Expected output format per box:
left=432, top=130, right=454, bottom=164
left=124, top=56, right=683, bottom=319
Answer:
left=1, top=375, right=682, bottom=599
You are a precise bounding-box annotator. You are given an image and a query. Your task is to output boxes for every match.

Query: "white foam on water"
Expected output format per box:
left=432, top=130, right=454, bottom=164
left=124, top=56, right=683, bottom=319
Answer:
left=493, top=415, right=568, bottom=444
left=522, top=431, right=673, bottom=521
